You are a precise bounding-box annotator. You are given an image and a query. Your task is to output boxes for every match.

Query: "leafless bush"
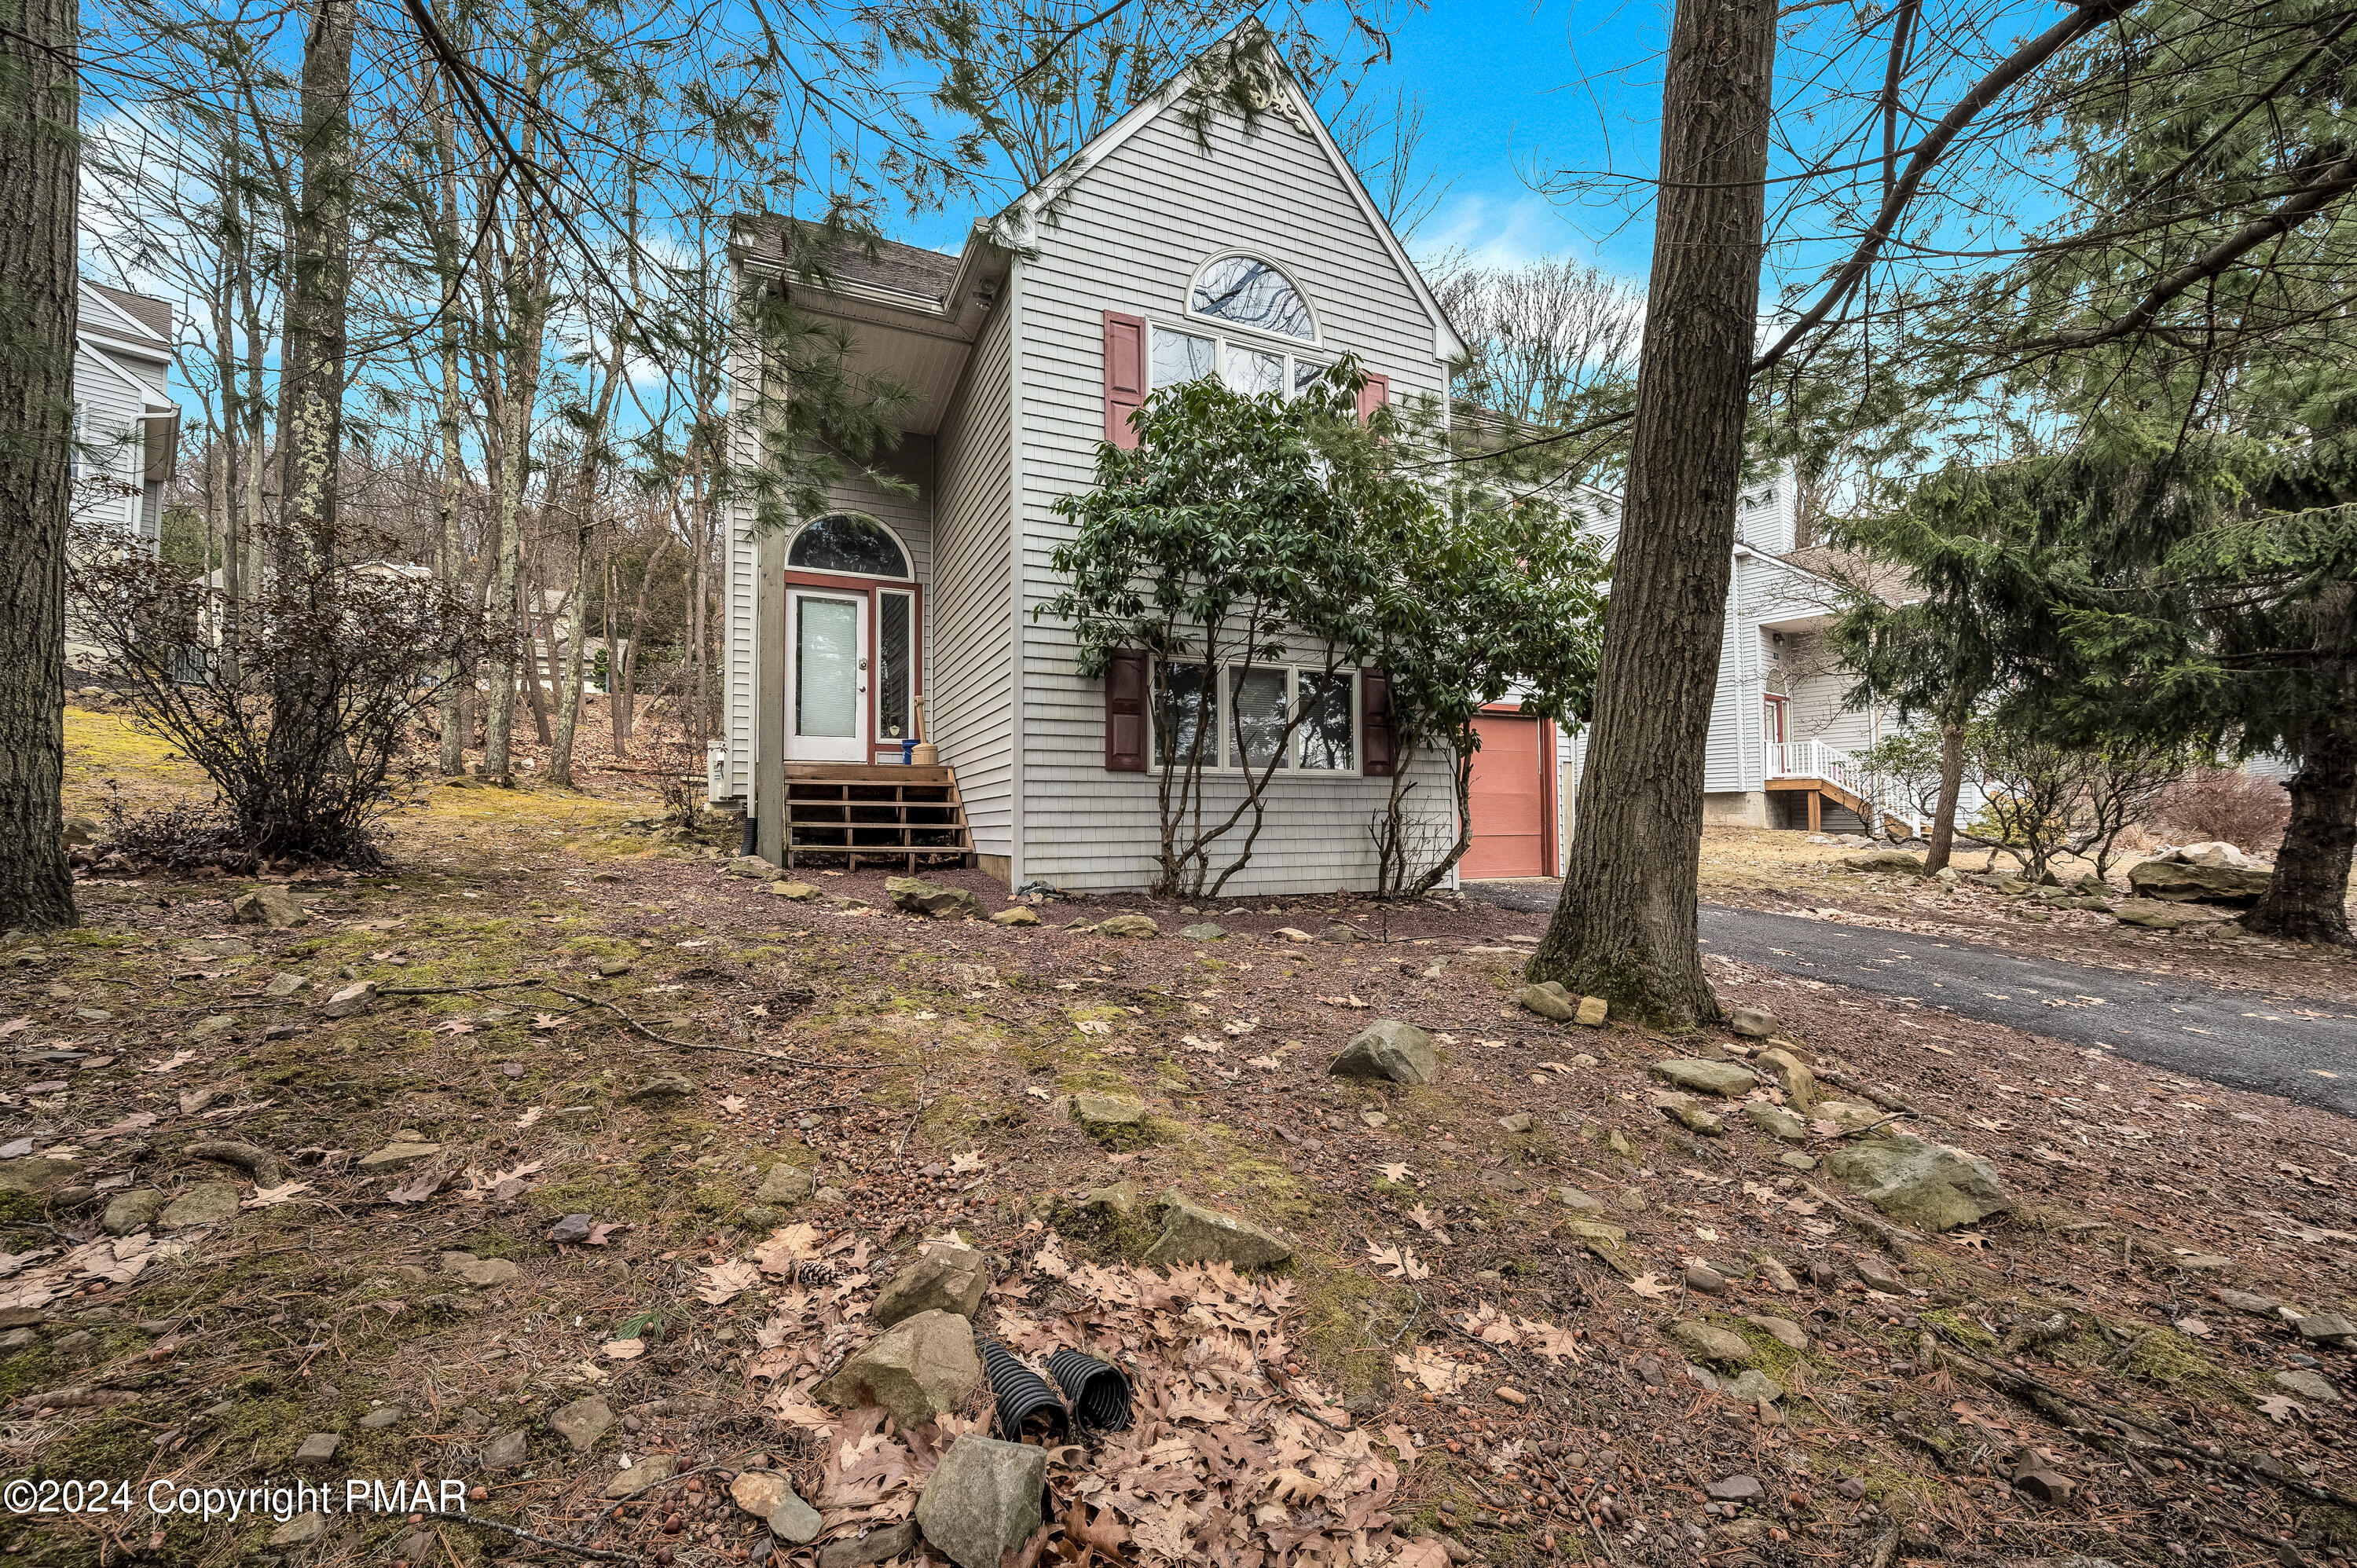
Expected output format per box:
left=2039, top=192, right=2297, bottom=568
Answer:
left=2153, top=768, right=2291, bottom=855
left=87, top=783, right=253, bottom=874
left=67, top=518, right=486, bottom=867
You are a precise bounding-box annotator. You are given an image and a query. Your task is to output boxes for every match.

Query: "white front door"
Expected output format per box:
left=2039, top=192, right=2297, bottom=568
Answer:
left=786, top=589, right=867, bottom=761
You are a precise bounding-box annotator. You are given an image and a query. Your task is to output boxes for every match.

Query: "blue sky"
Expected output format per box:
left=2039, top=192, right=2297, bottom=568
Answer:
left=893, top=0, right=1677, bottom=280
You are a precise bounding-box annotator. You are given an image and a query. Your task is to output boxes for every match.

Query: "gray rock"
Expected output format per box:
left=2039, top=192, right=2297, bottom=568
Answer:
left=1517, top=984, right=1575, bottom=1023
left=2297, top=1311, right=2357, bottom=1345
left=550, top=1394, right=614, bottom=1452
left=1778, top=1151, right=1819, bottom=1171
left=988, top=906, right=1040, bottom=926
left=262, top=972, right=312, bottom=998
left=817, top=1309, right=984, bottom=1427
left=1667, top=1321, right=1750, bottom=1365
left=269, top=1511, right=329, bottom=1546
left=358, top=1404, right=405, bottom=1429
left=1705, top=1475, right=1761, bottom=1502
left=1684, top=1264, right=1726, bottom=1295
left=548, top=1214, right=592, bottom=1244
left=2128, top=858, right=2272, bottom=906
left=724, top=855, right=786, bottom=881
left=819, top=1520, right=921, bottom=1568
left=1574, top=995, right=1608, bottom=1027
left=101, top=1189, right=165, bottom=1236
left=2113, top=898, right=2210, bottom=929
left=1752, top=1254, right=1799, bottom=1292
left=1649, top=1058, right=1759, bottom=1097
left=772, top=880, right=824, bottom=901
left=604, top=1454, right=678, bottom=1499
left=0, top=1157, right=82, bottom=1196
left=1069, top=1093, right=1149, bottom=1130
left=321, top=980, right=379, bottom=1018
left=357, top=1141, right=441, bottom=1174
left=732, top=1471, right=823, bottom=1542
left=294, top=1432, right=340, bottom=1465
left=1142, top=1189, right=1292, bottom=1268
left=1825, top=1132, right=2012, bottom=1231
left=1753, top=1048, right=1819, bottom=1114
left=1554, top=1186, right=1606, bottom=1212
left=887, top=877, right=981, bottom=919
left=159, top=1182, right=240, bottom=1229
left=1094, top=914, right=1159, bottom=938
left=756, top=1163, right=814, bottom=1206
left=1178, top=922, right=1226, bottom=940
left=872, top=1244, right=990, bottom=1328
left=1728, top=1006, right=1778, bottom=1039
left=2214, top=1288, right=2278, bottom=1316
left=1499, top=1112, right=1536, bottom=1134
left=1653, top=1093, right=1725, bottom=1134
left=2275, top=1369, right=2341, bottom=1403
left=630, top=1072, right=697, bottom=1100
left=1839, top=850, right=1924, bottom=874
left=1726, top=1368, right=1785, bottom=1404
left=915, top=1434, right=1049, bottom=1568
left=1746, top=1314, right=1809, bottom=1350
left=1746, top=1102, right=1809, bottom=1141
left=1083, top=1179, right=1141, bottom=1216
left=482, top=1430, right=528, bottom=1471
left=771, top=1487, right=823, bottom=1544
left=229, top=885, right=310, bottom=929
left=442, top=1251, right=521, bottom=1287
left=1329, top=1020, right=1439, bottom=1086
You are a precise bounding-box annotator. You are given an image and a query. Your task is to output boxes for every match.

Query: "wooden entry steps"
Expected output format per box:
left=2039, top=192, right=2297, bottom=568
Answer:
left=1765, top=774, right=1915, bottom=841
left=783, top=763, right=974, bottom=873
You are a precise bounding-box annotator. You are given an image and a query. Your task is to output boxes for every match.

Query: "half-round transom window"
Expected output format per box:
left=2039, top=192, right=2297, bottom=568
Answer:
left=789, top=513, right=911, bottom=578
left=1191, top=255, right=1314, bottom=340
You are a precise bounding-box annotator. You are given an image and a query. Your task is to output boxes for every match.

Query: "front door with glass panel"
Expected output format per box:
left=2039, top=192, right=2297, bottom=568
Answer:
left=787, top=590, right=867, bottom=761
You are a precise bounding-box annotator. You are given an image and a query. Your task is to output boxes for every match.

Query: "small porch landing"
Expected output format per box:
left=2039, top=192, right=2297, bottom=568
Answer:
left=783, top=763, right=974, bottom=873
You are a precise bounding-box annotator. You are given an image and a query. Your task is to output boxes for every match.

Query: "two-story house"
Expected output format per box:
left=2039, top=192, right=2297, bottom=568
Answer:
left=719, top=44, right=1466, bottom=894
left=72, top=279, right=178, bottom=551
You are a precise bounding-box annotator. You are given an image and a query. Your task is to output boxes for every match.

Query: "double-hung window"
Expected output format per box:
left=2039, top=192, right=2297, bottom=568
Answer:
left=1155, top=661, right=1358, bottom=774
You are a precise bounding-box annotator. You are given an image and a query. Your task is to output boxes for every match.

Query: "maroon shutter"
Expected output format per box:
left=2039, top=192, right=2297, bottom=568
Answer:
left=1356, top=372, right=1391, bottom=424
left=1105, top=649, right=1149, bottom=771
left=1360, top=669, right=1396, bottom=776
left=1104, top=311, right=1147, bottom=449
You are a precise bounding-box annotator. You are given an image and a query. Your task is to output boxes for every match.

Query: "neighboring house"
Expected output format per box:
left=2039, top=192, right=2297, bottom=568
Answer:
left=719, top=39, right=1464, bottom=892
left=1545, top=474, right=1916, bottom=859
left=73, top=279, right=178, bottom=551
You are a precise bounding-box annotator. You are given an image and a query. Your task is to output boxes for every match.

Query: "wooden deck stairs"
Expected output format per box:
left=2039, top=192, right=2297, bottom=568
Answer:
left=783, top=763, right=973, bottom=873
left=1764, top=739, right=1925, bottom=840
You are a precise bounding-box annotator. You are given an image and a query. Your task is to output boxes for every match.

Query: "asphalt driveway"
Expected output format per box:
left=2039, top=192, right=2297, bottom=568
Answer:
left=1462, top=881, right=2357, bottom=1117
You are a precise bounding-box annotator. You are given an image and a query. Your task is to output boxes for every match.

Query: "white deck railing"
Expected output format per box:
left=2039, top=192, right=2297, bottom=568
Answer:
left=1765, top=738, right=1927, bottom=840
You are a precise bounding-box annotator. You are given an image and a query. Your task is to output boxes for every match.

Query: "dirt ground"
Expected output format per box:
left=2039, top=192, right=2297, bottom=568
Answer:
left=6, top=711, right=2357, bottom=1568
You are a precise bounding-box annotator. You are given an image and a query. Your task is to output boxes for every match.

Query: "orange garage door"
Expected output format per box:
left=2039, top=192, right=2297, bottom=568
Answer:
left=1461, top=714, right=1552, bottom=880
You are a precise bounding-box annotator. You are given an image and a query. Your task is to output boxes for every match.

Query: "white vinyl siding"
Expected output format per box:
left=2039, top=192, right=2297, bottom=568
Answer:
left=1010, top=94, right=1456, bottom=893
left=71, top=341, right=162, bottom=548
left=929, top=297, right=1017, bottom=858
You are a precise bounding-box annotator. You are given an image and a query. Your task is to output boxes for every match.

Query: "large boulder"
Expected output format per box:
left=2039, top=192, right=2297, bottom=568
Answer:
left=1094, top=914, right=1160, bottom=938
left=724, top=855, right=786, bottom=881
left=1824, top=1131, right=2012, bottom=1232
left=2179, top=840, right=2264, bottom=870
left=817, top=1310, right=984, bottom=1428
left=1753, top=1048, right=1819, bottom=1113
left=1517, top=984, right=1575, bottom=1022
left=915, top=1436, right=1049, bottom=1568
left=871, top=1244, right=989, bottom=1328
left=887, top=877, right=982, bottom=918
left=1649, top=1058, right=1758, bottom=1098
left=1142, top=1190, right=1291, bottom=1268
left=1839, top=850, right=1924, bottom=874
left=2112, top=898, right=2220, bottom=930
left=1329, top=1020, right=1438, bottom=1086
left=2128, top=858, right=2273, bottom=906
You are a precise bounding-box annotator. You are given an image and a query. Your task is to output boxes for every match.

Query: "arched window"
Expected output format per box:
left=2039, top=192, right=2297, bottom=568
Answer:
left=1190, top=255, right=1314, bottom=340
left=788, top=513, right=911, bottom=578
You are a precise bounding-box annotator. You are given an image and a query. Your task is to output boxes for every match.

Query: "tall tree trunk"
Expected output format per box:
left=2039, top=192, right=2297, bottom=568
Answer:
left=480, top=208, right=548, bottom=780
left=522, top=577, right=555, bottom=746
left=428, top=49, right=471, bottom=778
left=0, top=0, right=82, bottom=931
left=1923, top=718, right=1966, bottom=874
left=548, top=519, right=589, bottom=788
left=277, top=0, right=353, bottom=563
left=2245, top=588, right=2355, bottom=944
left=1527, top=0, right=1776, bottom=1026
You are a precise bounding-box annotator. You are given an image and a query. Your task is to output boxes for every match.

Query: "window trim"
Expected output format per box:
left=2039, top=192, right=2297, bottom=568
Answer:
left=1149, top=324, right=1328, bottom=401
left=1148, top=658, right=1362, bottom=778
left=785, top=511, right=916, bottom=582
left=1185, top=251, right=1320, bottom=346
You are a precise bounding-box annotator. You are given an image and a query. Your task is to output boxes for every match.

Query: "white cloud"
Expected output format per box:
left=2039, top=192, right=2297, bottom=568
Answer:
left=1413, top=191, right=1561, bottom=273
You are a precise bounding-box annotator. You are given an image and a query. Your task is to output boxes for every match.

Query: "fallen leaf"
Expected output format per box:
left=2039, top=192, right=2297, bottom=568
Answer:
left=385, top=1162, right=447, bottom=1205
left=1393, top=1346, right=1470, bottom=1394
left=1075, top=1019, right=1112, bottom=1035
left=241, top=1181, right=312, bottom=1208
left=720, top=1095, right=748, bottom=1116
left=1367, top=1242, right=1430, bottom=1280
left=149, top=1050, right=198, bottom=1074
left=2259, top=1395, right=2309, bottom=1423
left=0, top=1018, right=30, bottom=1038
left=434, top=1020, right=475, bottom=1035
left=698, top=1258, right=761, bottom=1305
left=1404, top=1203, right=1442, bottom=1233
left=1268, top=1469, right=1323, bottom=1504
left=1391, top=1541, right=1453, bottom=1568
left=514, top=1107, right=543, bottom=1130
left=530, top=1013, right=566, bottom=1031
left=1626, top=1273, right=1678, bottom=1301
left=603, top=1338, right=647, bottom=1360
left=753, top=1224, right=825, bottom=1273
left=1376, top=1162, right=1413, bottom=1184
left=950, top=1150, right=985, bottom=1174
left=1381, top=1423, right=1420, bottom=1465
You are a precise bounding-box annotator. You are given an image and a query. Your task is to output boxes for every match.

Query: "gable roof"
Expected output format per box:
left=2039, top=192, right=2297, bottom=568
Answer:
left=999, top=31, right=1464, bottom=361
